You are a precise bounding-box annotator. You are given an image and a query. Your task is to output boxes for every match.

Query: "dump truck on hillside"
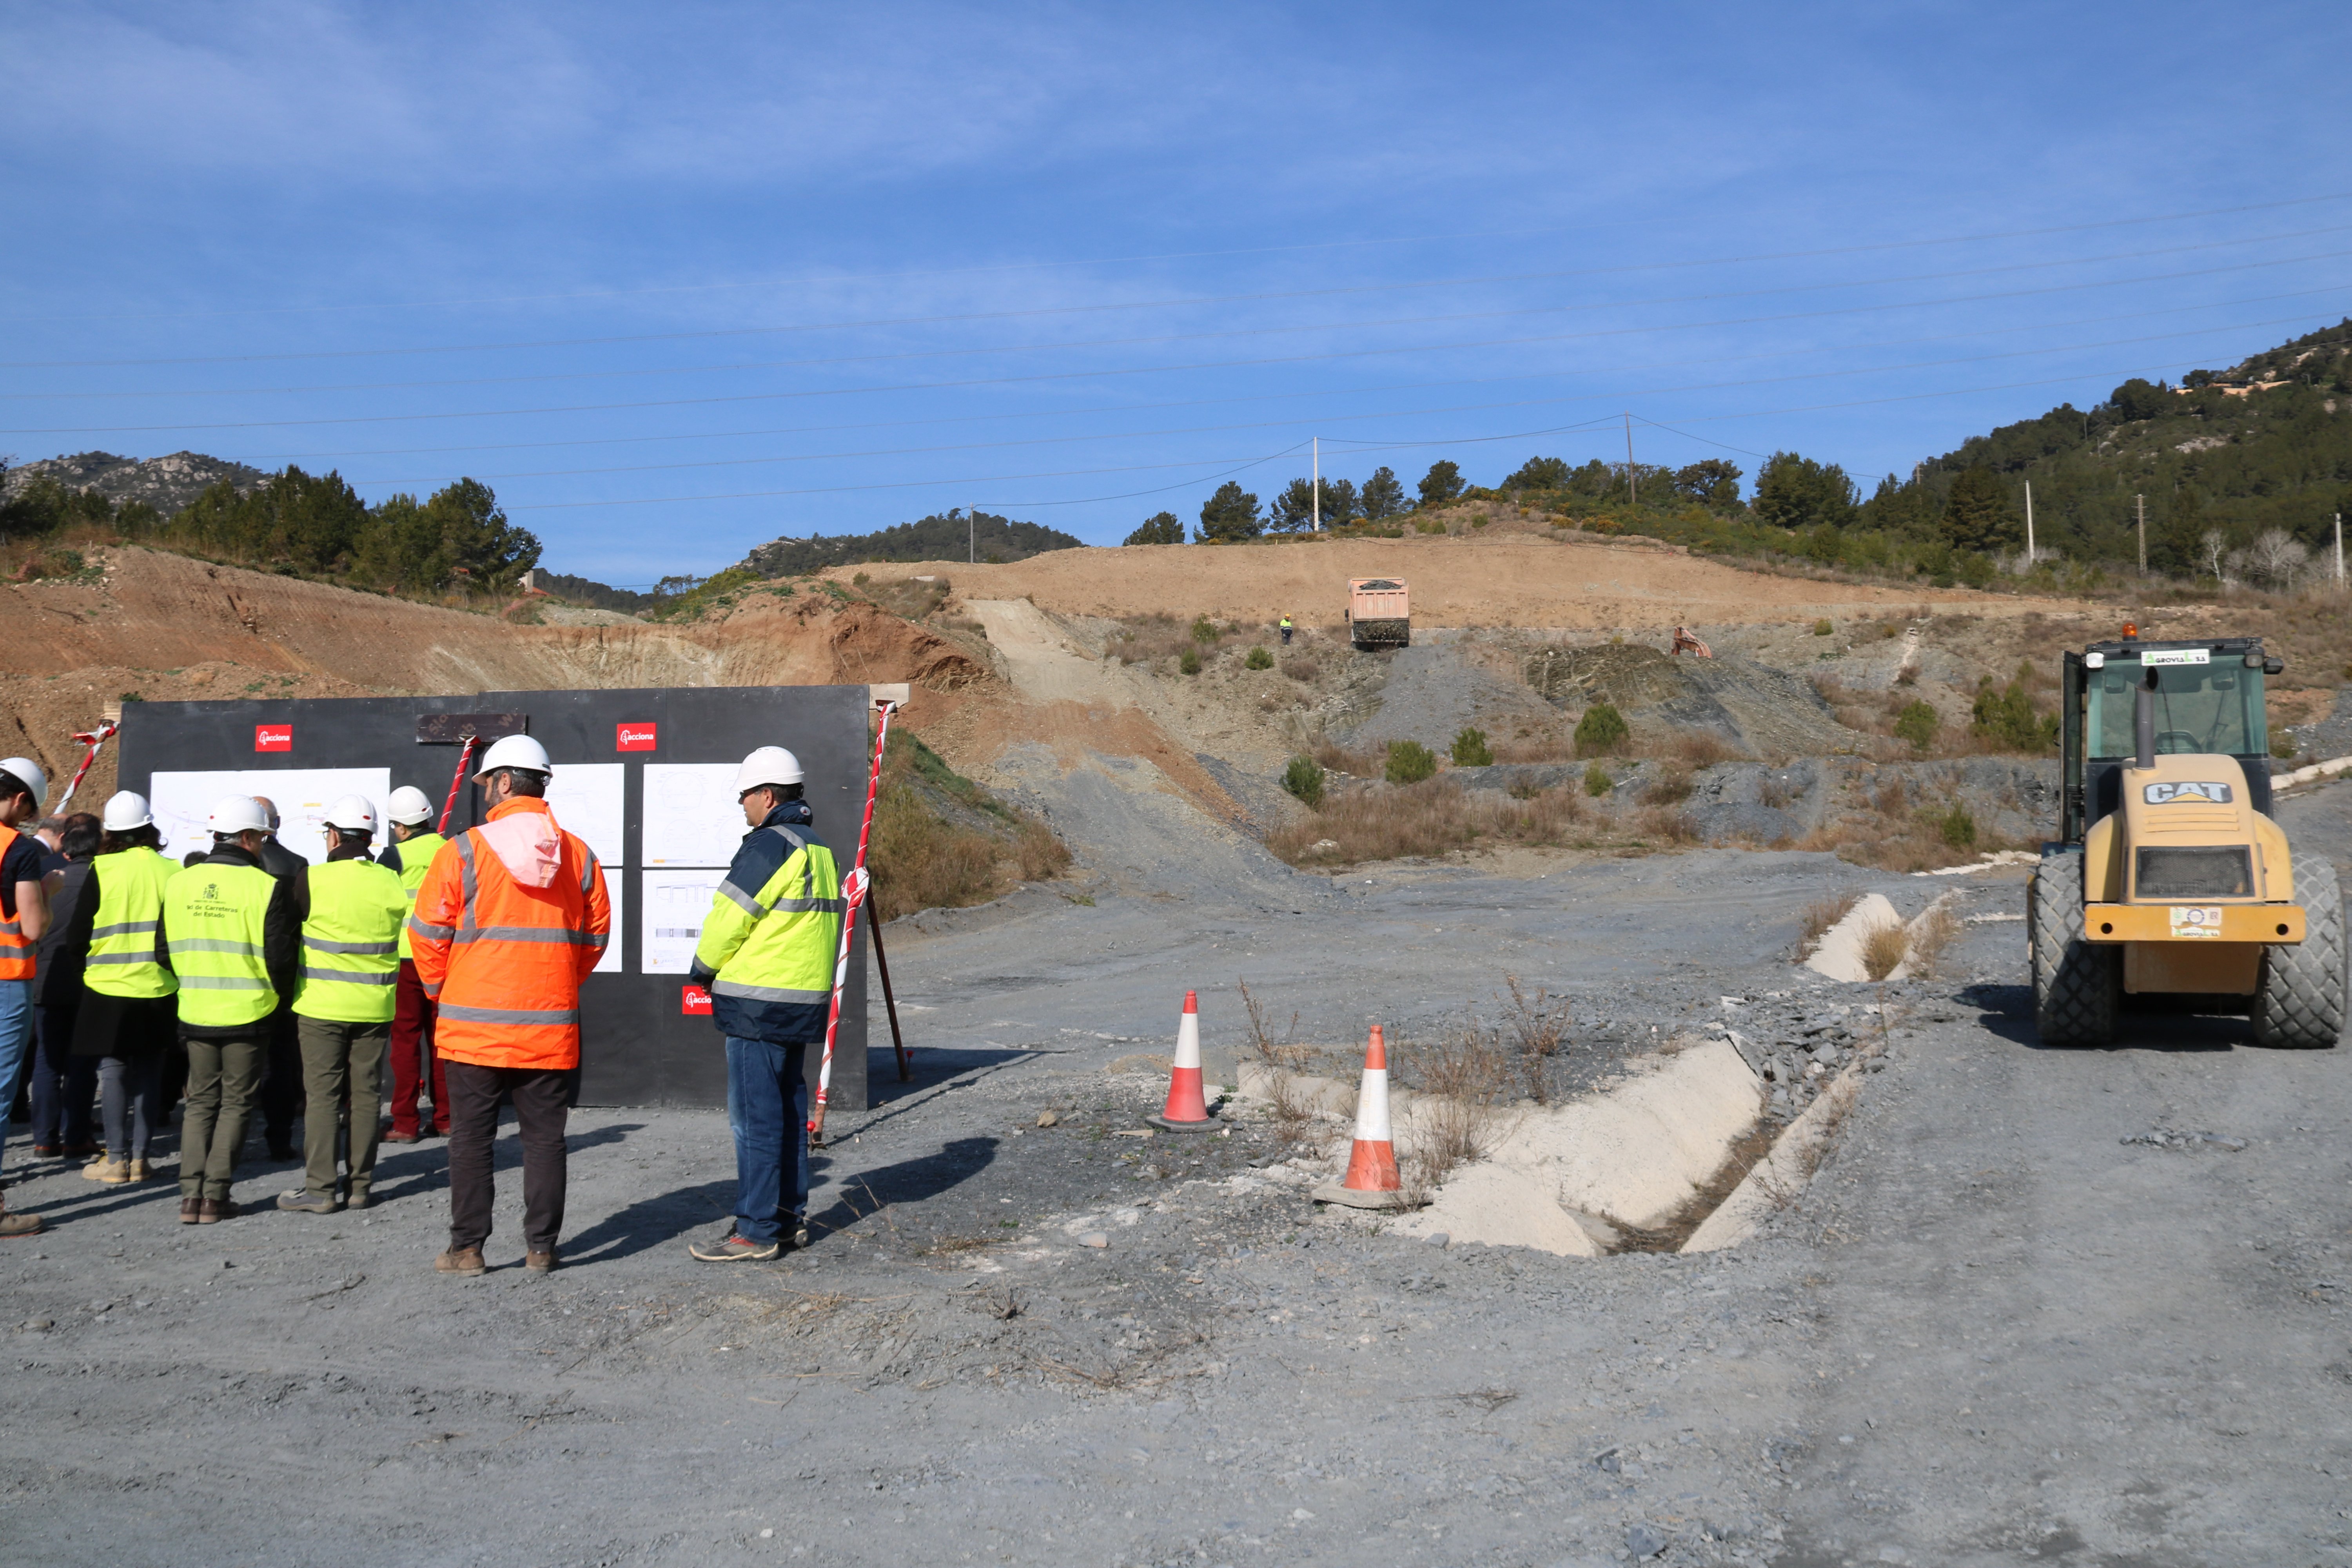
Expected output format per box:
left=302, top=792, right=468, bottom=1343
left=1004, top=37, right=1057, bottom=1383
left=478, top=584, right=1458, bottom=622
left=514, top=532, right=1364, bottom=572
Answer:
left=1346, top=578, right=1410, bottom=649
left=2029, top=625, right=2345, bottom=1047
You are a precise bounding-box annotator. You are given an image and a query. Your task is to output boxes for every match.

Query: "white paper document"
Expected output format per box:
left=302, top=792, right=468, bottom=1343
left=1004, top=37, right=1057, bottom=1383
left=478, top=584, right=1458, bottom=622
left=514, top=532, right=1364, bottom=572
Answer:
left=150, top=768, right=392, bottom=866
left=641, top=870, right=726, bottom=974
left=640, top=764, right=749, bottom=867
left=544, top=763, right=625, bottom=871
left=593, top=877, right=622, bottom=975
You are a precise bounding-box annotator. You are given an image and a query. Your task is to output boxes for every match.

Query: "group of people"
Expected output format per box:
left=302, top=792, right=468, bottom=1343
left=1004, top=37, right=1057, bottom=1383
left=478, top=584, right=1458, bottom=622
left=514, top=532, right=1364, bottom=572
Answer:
left=0, top=735, right=846, bottom=1271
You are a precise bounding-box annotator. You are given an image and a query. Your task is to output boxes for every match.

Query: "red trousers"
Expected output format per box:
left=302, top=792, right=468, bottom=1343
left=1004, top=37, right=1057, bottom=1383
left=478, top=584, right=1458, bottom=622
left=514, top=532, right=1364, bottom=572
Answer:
left=386, top=959, right=447, bottom=1136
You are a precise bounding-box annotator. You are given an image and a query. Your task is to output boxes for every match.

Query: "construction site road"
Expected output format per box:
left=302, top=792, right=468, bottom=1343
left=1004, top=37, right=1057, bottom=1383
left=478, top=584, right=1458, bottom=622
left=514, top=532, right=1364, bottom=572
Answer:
left=4, top=781, right=2348, bottom=1568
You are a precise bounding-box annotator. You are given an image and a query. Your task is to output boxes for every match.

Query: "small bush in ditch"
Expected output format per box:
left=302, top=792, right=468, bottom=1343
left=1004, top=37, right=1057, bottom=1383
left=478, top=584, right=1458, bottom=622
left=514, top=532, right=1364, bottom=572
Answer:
left=1575, top=702, right=1629, bottom=757
left=1245, top=645, right=1274, bottom=670
left=1282, top=754, right=1325, bottom=806
left=1178, top=647, right=1202, bottom=676
left=1813, top=618, right=1834, bottom=636
left=1861, top=919, right=1909, bottom=982
left=1893, top=699, right=1938, bottom=752
left=1385, top=740, right=1438, bottom=784
left=1584, top=761, right=1614, bottom=797
left=1450, top=726, right=1494, bottom=766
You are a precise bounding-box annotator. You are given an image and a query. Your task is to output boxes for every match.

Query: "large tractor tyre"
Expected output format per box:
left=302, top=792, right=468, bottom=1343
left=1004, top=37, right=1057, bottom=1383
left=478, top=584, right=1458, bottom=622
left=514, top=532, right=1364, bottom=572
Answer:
left=2252, top=857, right=2346, bottom=1049
left=2030, top=850, right=2118, bottom=1046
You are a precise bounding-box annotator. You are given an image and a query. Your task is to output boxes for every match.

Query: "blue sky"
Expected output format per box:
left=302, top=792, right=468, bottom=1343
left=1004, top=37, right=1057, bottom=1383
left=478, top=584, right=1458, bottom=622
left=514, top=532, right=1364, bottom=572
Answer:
left=3, top=2, right=2348, bottom=584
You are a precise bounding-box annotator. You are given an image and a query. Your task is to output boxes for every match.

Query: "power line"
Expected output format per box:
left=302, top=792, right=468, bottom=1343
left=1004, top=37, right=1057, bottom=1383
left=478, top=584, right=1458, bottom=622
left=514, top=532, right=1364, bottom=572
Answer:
left=209, top=284, right=2352, bottom=467
left=342, top=312, right=2328, bottom=490
left=13, top=225, right=2348, bottom=399
left=8, top=252, right=2345, bottom=437
left=9, top=190, right=2343, bottom=331
left=11, top=197, right=2350, bottom=363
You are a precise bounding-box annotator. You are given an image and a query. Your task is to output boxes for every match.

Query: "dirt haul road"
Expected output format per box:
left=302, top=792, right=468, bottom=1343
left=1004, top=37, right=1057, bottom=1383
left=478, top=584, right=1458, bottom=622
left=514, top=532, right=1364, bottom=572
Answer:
left=829, top=533, right=2075, bottom=633
left=4, top=769, right=2347, bottom=1568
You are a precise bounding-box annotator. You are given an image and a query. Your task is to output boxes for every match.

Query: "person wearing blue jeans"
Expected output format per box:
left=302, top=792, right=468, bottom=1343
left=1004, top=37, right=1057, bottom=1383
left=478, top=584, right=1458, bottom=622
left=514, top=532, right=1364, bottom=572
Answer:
left=726, top=1038, right=811, bottom=1249
left=0, top=756, right=54, bottom=1239
left=686, top=747, right=843, bottom=1263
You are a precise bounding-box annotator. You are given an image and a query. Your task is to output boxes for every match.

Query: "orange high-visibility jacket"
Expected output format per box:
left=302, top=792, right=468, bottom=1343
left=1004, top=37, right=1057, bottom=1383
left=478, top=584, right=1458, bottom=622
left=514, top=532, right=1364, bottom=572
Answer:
left=407, top=797, right=611, bottom=1071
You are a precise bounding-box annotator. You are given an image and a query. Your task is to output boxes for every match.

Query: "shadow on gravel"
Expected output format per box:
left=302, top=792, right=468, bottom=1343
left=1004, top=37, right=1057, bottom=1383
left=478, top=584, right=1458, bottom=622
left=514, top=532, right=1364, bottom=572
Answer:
left=1965, top=981, right=2267, bottom=1054
left=366, top=1121, right=644, bottom=1207
left=806, top=1134, right=1002, bottom=1245
left=564, top=1178, right=735, bottom=1265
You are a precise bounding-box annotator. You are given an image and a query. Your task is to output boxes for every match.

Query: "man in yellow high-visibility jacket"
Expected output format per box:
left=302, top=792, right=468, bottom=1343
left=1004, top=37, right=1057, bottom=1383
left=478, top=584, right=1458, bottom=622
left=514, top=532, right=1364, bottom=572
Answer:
left=277, top=796, right=407, bottom=1216
left=686, top=746, right=842, bottom=1263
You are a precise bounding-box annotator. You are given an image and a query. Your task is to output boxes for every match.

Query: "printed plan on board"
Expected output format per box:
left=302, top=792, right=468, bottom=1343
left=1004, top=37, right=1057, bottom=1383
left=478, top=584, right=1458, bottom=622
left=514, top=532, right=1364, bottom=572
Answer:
left=150, top=769, right=392, bottom=865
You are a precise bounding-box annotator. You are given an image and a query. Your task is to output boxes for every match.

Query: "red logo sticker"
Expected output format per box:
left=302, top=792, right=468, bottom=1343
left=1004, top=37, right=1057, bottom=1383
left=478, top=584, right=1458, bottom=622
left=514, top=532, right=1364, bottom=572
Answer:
left=681, top=985, right=713, bottom=1016
left=254, top=724, right=292, bottom=753
left=617, top=722, right=658, bottom=752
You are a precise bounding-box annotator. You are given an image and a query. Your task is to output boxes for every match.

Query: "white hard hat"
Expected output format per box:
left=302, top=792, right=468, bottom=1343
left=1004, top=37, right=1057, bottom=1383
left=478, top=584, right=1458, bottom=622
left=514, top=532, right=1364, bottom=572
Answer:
left=102, top=790, right=154, bottom=831
left=734, top=746, right=805, bottom=795
left=386, top=785, right=435, bottom=826
left=472, top=733, right=552, bottom=782
left=0, top=756, right=47, bottom=808
left=322, top=794, right=377, bottom=833
left=209, top=795, right=270, bottom=835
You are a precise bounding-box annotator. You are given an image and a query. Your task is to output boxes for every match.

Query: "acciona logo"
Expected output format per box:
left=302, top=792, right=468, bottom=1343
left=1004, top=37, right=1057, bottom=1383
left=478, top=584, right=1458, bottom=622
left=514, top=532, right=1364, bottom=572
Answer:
left=254, top=724, right=292, bottom=752
left=617, top=723, right=657, bottom=752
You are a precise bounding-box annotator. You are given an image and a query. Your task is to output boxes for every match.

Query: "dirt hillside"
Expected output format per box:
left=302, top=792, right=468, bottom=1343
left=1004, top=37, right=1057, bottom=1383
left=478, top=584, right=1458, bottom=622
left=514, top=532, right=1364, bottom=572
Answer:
left=820, top=532, right=2076, bottom=631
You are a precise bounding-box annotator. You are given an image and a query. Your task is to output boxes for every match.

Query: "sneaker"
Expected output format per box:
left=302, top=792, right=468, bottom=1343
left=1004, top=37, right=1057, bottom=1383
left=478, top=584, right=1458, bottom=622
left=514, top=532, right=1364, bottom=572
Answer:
left=127, top=1160, right=158, bottom=1183
left=435, top=1246, right=487, bottom=1277
left=380, top=1129, right=422, bottom=1145
left=82, top=1156, right=131, bottom=1184
left=276, top=1189, right=339, bottom=1214
left=0, top=1207, right=43, bottom=1239
left=343, top=1190, right=370, bottom=1211
left=792, top=1224, right=811, bottom=1250
left=196, top=1197, right=239, bottom=1224
left=525, top=1248, right=559, bottom=1274
left=179, top=1195, right=201, bottom=1225
left=689, top=1230, right=781, bottom=1263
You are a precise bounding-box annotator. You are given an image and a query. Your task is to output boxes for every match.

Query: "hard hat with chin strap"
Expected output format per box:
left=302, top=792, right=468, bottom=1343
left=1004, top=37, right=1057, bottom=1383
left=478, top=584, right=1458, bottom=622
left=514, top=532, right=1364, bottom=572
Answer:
left=102, top=791, right=154, bottom=831
left=209, top=795, right=271, bottom=836
left=472, top=733, right=552, bottom=782
left=733, top=746, right=805, bottom=795
left=322, top=794, right=377, bottom=833
left=0, top=756, right=47, bottom=808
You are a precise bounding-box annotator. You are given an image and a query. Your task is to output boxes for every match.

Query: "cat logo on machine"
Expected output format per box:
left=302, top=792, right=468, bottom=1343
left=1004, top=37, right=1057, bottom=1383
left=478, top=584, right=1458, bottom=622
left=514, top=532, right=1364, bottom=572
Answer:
left=2143, top=780, right=2232, bottom=805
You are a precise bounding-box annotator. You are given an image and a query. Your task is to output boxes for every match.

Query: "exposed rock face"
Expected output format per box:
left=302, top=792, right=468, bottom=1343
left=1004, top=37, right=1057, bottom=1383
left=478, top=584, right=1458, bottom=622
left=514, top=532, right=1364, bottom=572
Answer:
left=1523, top=642, right=1866, bottom=758
left=1, top=450, right=268, bottom=517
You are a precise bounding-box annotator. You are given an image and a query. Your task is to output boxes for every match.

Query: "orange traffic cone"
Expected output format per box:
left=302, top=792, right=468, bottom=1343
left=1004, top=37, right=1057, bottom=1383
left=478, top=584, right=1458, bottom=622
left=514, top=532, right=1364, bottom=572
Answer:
left=1148, top=991, right=1217, bottom=1132
left=1312, top=1025, right=1411, bottom=1209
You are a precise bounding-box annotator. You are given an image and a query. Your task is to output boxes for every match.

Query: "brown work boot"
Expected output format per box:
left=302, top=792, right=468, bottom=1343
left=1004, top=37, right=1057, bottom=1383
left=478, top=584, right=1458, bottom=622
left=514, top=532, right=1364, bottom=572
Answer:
left=380, top=1128, right=421, bottom=1145
left=0, top=1206, right=43, bottom=1239
left=196, top=1196, right=239, bottom=1224
left=525, top=1248, right=559, bottom=1274
left=179, top=1195, right=202, bottom=1224
left=435, top=1246, right=487, bottom=1278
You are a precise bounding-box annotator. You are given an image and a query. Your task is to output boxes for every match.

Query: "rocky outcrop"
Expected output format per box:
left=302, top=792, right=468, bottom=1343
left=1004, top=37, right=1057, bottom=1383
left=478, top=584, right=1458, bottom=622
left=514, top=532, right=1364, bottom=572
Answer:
left=1, top=450, right=268, bottom=517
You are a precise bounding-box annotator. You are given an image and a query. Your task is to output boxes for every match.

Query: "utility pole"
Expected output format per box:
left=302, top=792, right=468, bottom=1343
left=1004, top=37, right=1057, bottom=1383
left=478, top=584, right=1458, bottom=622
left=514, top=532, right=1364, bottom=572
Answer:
left=1312, top=437, right=1320, bottom=532
left=969, top=506, right=975, bottom=565
left=1623, top=412, right=1637, bottom=506
left=2024, top=480, right=2035, bottom=569
left=2136, top=494, right=2147, bottom=573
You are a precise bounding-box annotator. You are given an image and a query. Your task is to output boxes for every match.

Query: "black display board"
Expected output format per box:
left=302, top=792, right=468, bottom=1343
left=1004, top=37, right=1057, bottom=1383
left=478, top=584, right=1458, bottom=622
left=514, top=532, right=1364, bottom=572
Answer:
left=115, top=685, right=871, bottom=1110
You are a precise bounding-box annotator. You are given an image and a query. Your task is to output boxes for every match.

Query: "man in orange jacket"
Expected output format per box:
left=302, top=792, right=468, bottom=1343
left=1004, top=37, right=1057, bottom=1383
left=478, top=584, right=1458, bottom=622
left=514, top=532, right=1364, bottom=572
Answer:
left=407, top=735, right=610, bottom=1276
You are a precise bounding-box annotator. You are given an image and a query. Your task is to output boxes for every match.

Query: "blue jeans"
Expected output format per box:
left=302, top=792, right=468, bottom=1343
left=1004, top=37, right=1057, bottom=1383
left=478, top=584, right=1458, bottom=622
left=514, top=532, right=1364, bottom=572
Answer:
left=725, top=1036, right=810, bottom=1244
left=0, top=980, right=30, bottom=1176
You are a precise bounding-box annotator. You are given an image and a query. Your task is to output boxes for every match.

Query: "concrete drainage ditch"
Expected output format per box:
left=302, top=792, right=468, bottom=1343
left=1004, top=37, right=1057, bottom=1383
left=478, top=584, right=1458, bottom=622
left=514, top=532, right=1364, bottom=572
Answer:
left=1233, top=1033, right=1873, bottom=1259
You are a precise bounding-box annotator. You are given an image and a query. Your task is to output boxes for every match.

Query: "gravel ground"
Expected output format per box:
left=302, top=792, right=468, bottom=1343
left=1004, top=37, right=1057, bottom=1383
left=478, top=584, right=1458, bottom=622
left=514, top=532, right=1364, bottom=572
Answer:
left=4, top=784, right=2348, bottom=1567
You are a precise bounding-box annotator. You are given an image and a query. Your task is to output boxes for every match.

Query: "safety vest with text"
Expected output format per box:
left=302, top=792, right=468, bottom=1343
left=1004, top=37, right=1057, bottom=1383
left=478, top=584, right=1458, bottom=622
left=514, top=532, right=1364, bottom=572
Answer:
left=407, top=798, right=610, bottom=1071
left=295, top=857, right=407, bottom=1024
left=0, top=822, right=35, bottom=981
left=85, top=846, right=179, bottom=1000
left=163, top=861, right=279, bottom=1028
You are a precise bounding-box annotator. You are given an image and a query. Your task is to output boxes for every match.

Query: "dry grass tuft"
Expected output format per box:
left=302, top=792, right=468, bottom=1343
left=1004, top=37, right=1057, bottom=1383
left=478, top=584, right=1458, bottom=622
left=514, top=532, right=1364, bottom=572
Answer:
left=1795, top=891, right=1860, bottom=959
left=1497, top=975, right=1572, bottom=1105
left=1902, top=905, right=1962, bottom=980
left=1860, top=918, right=1909, bottom=982
left=1396, top=1025, right=1508, bottom=1192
